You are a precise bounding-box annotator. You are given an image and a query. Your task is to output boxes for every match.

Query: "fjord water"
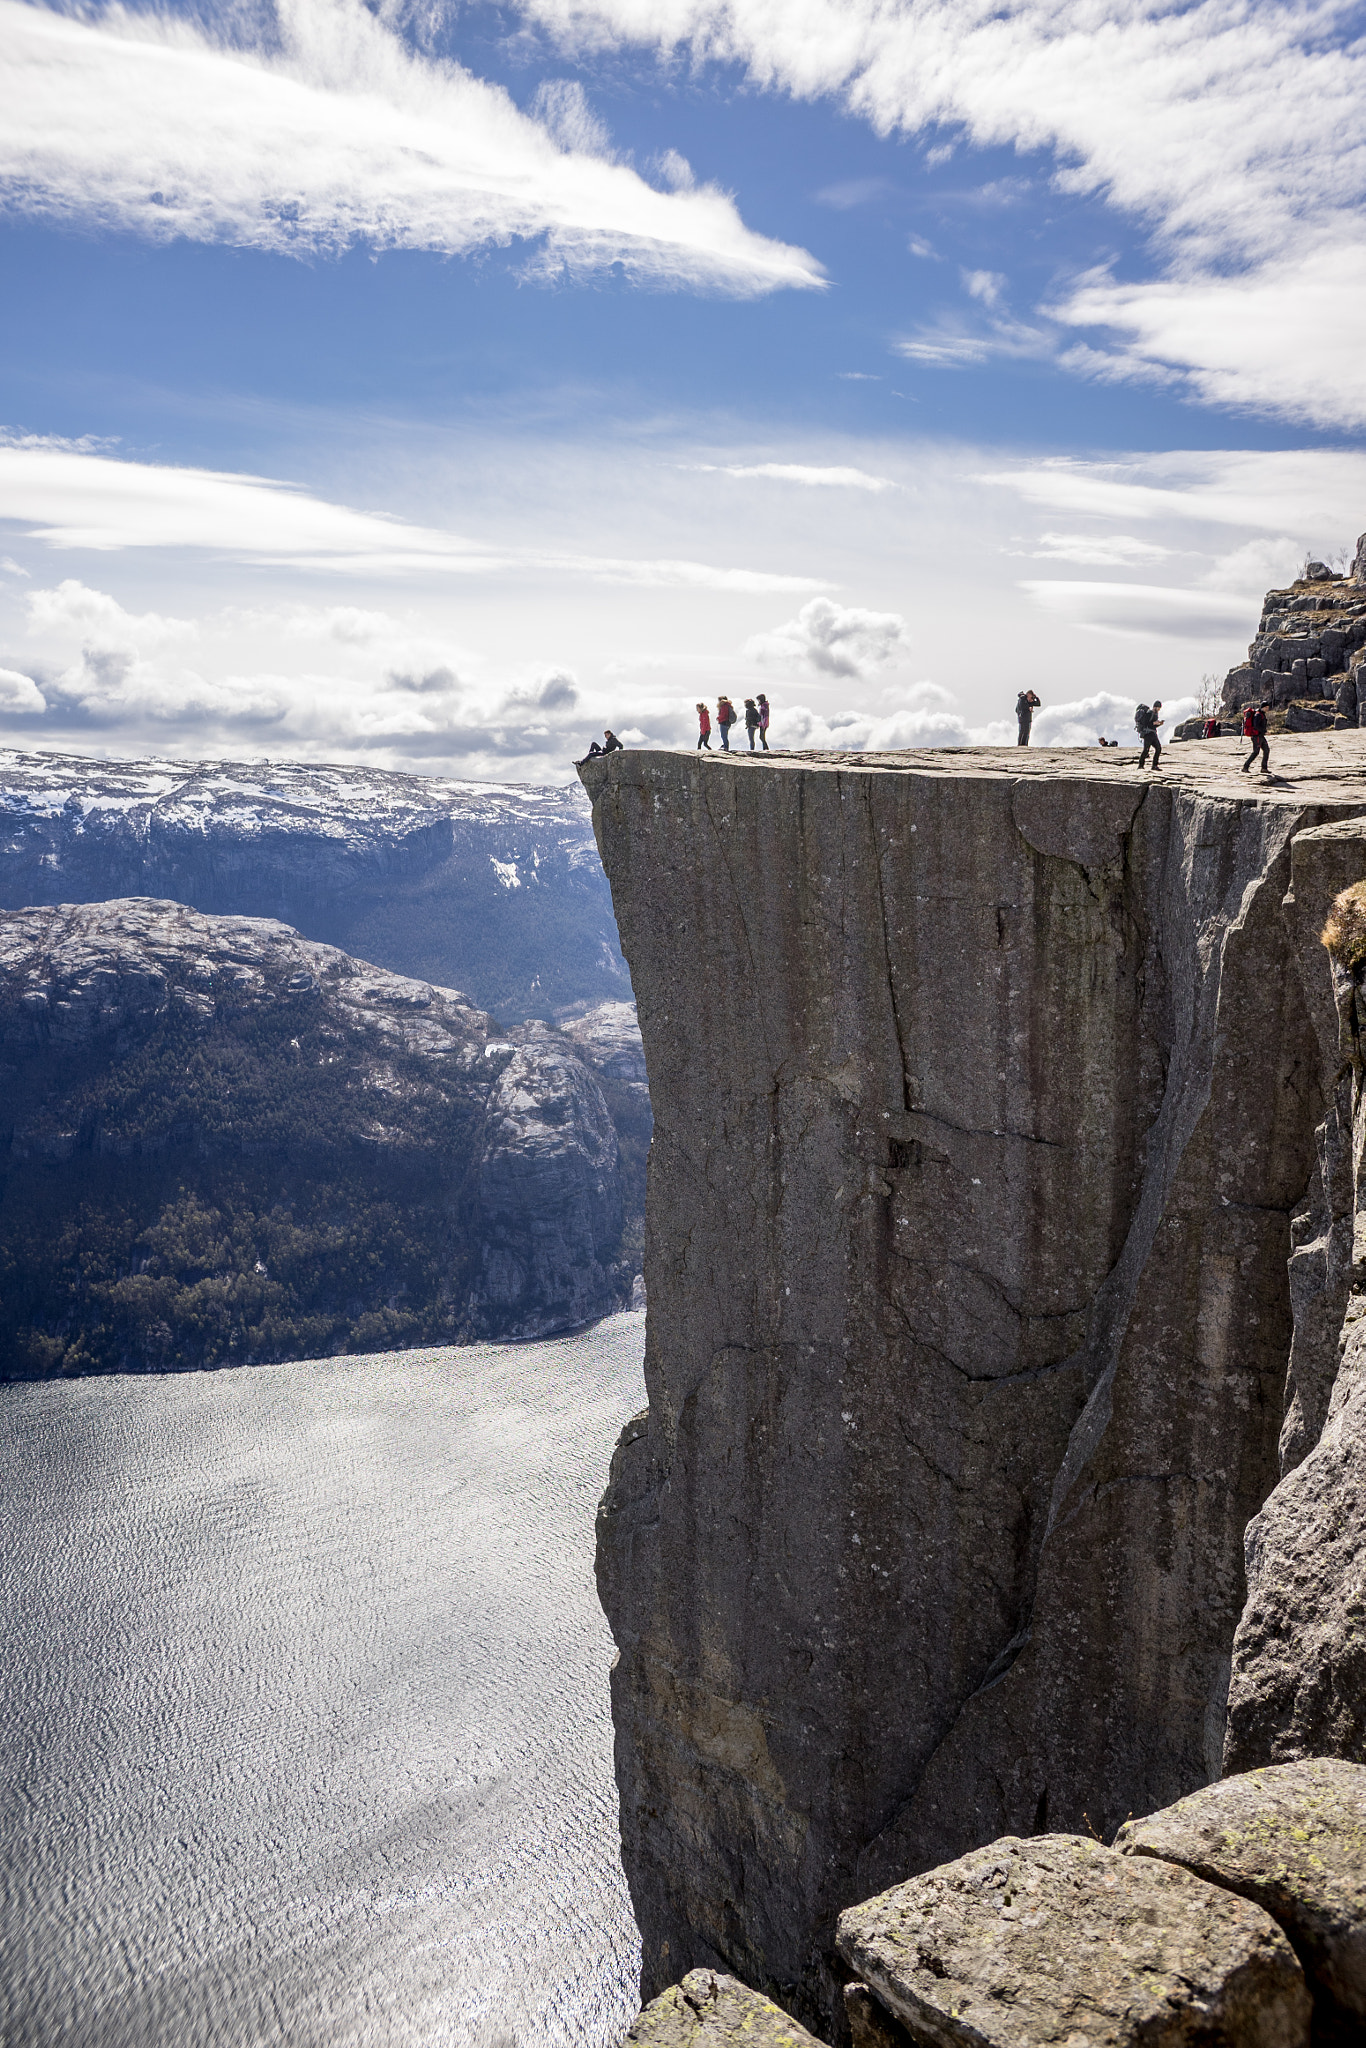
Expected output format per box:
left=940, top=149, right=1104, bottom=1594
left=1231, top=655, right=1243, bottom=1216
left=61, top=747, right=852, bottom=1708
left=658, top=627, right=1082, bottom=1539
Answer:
left=0, top=1315, right=646, bottom=2047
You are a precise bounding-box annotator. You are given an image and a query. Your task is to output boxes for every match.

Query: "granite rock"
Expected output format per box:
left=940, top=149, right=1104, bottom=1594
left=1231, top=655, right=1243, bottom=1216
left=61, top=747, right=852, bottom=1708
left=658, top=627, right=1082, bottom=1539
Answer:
left=1117, top=1759, right=1366, bottom=2027
left=581, top=737, right=1366, bottom=2038
left=622, top=1971, right=828, bottom=2046
left=835, top=1833, right=1310, bottom=2048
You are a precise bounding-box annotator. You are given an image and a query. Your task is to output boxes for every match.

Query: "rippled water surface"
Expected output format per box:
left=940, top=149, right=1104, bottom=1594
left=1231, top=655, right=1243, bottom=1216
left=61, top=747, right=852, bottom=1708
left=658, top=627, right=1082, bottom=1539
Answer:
left=0, top=1315, right=646, bottom=2047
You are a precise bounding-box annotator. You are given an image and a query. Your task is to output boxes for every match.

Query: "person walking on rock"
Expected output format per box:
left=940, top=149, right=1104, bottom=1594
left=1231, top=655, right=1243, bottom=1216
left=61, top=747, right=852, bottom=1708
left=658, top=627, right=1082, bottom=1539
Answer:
left=696, top=702, right=712, bottom=750
left=1016, top=689, right=1041, bottom=745
left=1242, top=701, right=1270, bottom=775
left=1136, top=699, right=1163, bottom=769
left=744, top=698, right=762, bottom=751
left=717, top=696, right=737, bottom=751
left=757, top=693, right=771, bottom=749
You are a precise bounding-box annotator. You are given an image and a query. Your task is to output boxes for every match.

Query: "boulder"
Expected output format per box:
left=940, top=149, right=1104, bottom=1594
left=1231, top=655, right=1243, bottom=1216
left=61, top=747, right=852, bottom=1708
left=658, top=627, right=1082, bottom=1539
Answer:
left=1117, top=1759, right=1366, bottom=2028
left=1286, top=703, right=1336, bottom=733
left=1335, top=675, right=1358, bottom=722
left=835, top=1833, right=1310, bottom=2048
left=621, top=1971, right=827, bottom=2046
left=1306, top=562, right=1334, bottom=581
left=1353, top=531, right=1366, bottom=586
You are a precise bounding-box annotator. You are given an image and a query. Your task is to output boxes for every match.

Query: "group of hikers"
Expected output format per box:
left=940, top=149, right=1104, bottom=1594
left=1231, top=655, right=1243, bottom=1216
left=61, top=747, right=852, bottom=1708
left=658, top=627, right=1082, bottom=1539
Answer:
left=1016, top=689, right=1273, bottom=774
left=696, top=694, right=771, bottom=751
left=582, top=693, right=773, bottom=761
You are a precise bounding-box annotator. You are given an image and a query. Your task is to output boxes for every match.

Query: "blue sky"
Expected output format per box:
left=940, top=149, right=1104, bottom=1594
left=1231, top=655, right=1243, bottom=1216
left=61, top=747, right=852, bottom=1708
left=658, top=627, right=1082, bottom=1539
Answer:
left=3, top=0, right=1366, bottom=777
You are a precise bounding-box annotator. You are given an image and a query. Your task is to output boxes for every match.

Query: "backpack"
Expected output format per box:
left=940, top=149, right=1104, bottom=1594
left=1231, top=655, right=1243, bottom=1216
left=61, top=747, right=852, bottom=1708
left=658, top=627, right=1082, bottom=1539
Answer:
left=1135, top=704, right=1153, bottom=734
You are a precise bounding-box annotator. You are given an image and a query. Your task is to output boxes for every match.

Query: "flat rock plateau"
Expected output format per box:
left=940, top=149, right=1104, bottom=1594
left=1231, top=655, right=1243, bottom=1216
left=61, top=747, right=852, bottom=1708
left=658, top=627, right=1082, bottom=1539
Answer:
left=582, top=727, right=1366, bottom=2040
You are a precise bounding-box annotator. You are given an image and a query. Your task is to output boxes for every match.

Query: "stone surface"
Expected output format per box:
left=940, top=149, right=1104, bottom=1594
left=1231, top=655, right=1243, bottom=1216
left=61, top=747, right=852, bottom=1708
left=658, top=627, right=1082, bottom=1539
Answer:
left=842, top=1986, right=910, bottom=2048
left=835, top=1833, right=1310, bottom=2048
left=1117, top=1759, right=1366, bottom=2025
left=622, top=1971, right=827, bottom=2046
left=0, top=747, right=629, bottom=1020
left=0, top=897, right=631, bottom=1370
left=1225, top=819, right=1366, bottom=1769
left=582, top=734, right=1366, bottom=2038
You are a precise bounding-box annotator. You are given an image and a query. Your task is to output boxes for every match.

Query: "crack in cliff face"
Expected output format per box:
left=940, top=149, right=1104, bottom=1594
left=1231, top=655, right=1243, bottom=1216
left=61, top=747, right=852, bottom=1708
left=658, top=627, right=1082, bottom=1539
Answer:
left=582, top=749, right=1366, bottom=2044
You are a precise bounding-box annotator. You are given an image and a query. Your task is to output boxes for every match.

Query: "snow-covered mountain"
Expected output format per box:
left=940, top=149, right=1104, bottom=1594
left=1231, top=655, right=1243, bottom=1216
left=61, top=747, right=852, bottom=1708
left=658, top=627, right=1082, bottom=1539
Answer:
left=0, top=749, right=629, bottom=1020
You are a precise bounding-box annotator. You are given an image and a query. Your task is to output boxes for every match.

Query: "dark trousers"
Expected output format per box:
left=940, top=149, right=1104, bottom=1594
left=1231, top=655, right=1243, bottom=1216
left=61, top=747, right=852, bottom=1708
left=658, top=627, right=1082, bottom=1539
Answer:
left=1243, top=736, right=1270, bottom=771
left=1139, top=731, right=1162, bottom=768
left=758, top=729, right=769, bottom=748
left=747, top=724, right=759, bottom=749
left=1017, top=718, right=1031, bottom=746
left=697, top=732, right=711, bottom=749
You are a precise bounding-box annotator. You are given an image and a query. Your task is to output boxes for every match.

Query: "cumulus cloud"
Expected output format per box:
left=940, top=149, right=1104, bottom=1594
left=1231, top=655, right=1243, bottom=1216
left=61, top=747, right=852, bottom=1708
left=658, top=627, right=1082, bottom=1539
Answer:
left=745, top=597, right=907, bottom=679
left=0, top=0, right=822, bottom=297
left=0, top=665, right=44, bottom=712
left=691, top=462, right=896, bottom=491
left=514, top=0, right=1366, bottom=423
left=0, top=439, right=824, bottom=590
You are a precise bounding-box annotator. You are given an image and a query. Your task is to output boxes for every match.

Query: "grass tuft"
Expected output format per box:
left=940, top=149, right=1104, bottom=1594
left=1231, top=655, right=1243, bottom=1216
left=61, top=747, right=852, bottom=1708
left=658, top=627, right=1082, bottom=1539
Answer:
left=1321, top=881, right=1366, bottom=967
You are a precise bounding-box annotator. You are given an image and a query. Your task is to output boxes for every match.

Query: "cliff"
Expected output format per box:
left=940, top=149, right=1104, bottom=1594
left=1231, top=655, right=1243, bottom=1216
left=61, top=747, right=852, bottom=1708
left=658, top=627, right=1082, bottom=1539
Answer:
left=0, top=748, right=629, bottom=1020
left=0, top=898, right=636, bottom=1374
left=581, top=733, right=1366, bottom=2039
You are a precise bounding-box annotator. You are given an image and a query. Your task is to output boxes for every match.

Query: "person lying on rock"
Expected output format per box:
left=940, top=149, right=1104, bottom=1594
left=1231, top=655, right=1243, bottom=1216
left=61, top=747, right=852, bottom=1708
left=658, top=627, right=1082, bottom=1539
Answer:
left=1242, top=702, right=1270, bottom=775
left=1016, top=689, right=1041, bottom=745
left=1136, top=699, right=1163, bottom=769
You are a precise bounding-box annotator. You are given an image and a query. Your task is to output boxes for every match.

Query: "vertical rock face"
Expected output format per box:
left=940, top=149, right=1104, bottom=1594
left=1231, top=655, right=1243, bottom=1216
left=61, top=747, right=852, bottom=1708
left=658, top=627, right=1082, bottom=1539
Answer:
left=581, top=744, right=1366, bottom=2039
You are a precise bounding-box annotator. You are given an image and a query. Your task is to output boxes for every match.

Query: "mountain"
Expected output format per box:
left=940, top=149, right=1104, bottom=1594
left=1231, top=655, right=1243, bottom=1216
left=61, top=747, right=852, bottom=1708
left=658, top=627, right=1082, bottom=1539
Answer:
left=0, top=748, right=629, bottom=1020
left=0, top=898, right=637, bottom=1376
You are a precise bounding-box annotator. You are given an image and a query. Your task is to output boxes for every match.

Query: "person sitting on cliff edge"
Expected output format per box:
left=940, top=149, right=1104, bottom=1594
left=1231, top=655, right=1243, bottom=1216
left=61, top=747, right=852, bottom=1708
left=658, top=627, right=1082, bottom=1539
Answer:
left=1016, top=689, right=1041, bottom=745
left=1136, top=699, right=1163, bottom=770
left=583, top=730, right=624, bottom=759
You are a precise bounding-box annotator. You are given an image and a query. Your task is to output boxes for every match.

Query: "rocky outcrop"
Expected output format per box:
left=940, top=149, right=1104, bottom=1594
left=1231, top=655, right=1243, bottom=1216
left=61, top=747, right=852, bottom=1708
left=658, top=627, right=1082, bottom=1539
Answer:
left=0, top=747, right=629, bottom=1019
left=836, top=1832, right=1310, bottom=2048
left=582, top=737, right=1366, bottom=2040
left=1219, top=542, right=1366, bottom=723
left=1118, top=1759, right=1366, bottom=2032
left=623, top=1971, right=827, bottom=2046
left=0, top=899, right=633, bottom=1374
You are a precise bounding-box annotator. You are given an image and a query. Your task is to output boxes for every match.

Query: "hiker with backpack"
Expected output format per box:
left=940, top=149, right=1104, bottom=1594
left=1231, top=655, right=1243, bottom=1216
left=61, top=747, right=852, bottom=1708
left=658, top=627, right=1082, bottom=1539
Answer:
left=717, top=696, right=737, bottom=751
left=1136, top=699, right=1163, bottom=769
left=1242, top=702, right=1270, bottom=775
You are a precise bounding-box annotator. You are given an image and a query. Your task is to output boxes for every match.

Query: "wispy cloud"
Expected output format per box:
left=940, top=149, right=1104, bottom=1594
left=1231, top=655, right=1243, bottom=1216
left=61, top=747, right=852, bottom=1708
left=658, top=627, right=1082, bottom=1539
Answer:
left=690, top=461, right=896, bottom=491
left=1013, top=532, right=1174, bottom=568
left=515, top=0, right=1366, bottom=424
left=1017, top=579, right=1252, bottom=640
left=981, top=450, right=1366, bottom=547
left=0, top=440, right=825, bottom=591
left=0, top=0, right=823, bottom=296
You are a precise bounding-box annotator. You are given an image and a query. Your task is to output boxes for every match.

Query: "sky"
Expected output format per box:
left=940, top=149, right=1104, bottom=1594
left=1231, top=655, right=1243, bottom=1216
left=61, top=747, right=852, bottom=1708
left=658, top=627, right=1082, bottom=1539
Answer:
left=4, top=0, right=1366, bottom=780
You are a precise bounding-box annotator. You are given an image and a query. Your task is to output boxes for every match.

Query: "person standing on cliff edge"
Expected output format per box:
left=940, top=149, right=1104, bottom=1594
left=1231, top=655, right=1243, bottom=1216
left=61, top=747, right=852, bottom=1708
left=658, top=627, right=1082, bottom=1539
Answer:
left=1137, top=699, right=1163, bottom=769
left=1016, top=689, right=1041, bottom=745
left=696, top=702, right=712, bottom=750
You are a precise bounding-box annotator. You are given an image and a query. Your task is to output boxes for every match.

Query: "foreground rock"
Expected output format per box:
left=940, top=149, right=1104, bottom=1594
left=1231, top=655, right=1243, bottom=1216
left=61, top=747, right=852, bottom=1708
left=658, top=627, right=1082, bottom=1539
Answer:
left=1120, top=1762, right=1366, bottom=2029
left=623, top=1970, right=827, bottom=2046
left=582, top=734, right=1366, bottom=2036
left=0, top=899, right=632, bottom=1373
left=836, top=1834, right=1309, bottom=2048
left=0, top=748, right=629, bottom=1019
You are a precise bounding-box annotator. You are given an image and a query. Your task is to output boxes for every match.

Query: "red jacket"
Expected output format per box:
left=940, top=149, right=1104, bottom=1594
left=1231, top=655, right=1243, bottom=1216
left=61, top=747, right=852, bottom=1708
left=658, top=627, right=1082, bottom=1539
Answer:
left=718, top=700, right=735, bottom=725
left=698, top=707, right=711, bottom=734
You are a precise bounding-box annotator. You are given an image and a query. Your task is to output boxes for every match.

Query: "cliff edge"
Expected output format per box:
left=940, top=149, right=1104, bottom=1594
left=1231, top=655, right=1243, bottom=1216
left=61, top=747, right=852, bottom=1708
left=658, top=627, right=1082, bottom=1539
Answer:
left=581, top=734, right=1366, bottom=2038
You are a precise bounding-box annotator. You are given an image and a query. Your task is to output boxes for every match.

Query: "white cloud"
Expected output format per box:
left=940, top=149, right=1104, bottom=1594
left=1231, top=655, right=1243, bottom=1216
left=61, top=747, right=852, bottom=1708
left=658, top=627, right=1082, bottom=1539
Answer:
left=1199, top=537, right=1304, bottom=596
left=692, top=461, right=896, bottom=491
left=0, top=665, right=44, bottom=712
left=0, top=0, right=822, bottom=297
left=0, top=440, right=824, bottom=591
left=514, top=0, right=1366, bottom=424
left=745, top=596, right=906, bottom=678
left=1018, top=579, right=1252, bottom=641
left=1017, top=532, right=1174, bottom=568
left=27, top=578, right=196, bottom=649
